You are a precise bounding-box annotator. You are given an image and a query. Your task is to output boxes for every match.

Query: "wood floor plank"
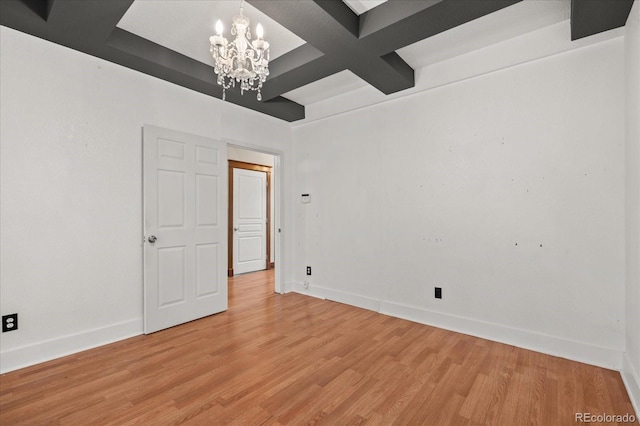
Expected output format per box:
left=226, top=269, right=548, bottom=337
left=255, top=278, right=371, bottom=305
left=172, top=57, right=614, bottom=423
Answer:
left=0, top=269, right=637, bottom=425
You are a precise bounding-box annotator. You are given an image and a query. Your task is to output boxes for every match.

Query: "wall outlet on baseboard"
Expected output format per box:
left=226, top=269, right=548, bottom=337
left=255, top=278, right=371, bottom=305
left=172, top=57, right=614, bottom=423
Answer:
left=303, top=281, right=309, bottom=290
left=2, top=313, right=18, bottom=332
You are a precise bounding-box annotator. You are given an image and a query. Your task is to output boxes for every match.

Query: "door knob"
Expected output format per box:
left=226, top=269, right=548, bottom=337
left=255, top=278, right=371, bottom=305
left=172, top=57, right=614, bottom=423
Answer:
left=233, top=227, right=239, bottom=231
left=148, top=235, right=157, bottom=243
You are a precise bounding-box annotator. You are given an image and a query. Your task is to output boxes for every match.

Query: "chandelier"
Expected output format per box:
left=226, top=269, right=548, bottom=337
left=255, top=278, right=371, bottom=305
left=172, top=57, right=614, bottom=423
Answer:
left=209, top=0, right=270, bottom=102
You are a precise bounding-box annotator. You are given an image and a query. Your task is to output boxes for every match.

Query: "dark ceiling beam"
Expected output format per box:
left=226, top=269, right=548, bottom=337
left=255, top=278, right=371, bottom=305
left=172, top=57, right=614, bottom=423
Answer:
left=267, top=43, right=325, bottom=80
left=44, top=0, right=56, bottom=21
left=103, top=28, right=304, bottom=121
left=360, top=0, right=523, bottom=54
left=0, top=0, right=305, bottom=121
left=249, top=0, right=415, bottom=101
left=359, top=0, right=442, bottom=40
left=571, top=0, right=634, bottom=41
left=351, top=51, right=413, bottom=95
left=104, top=28, right=222, bottom=98
left=249, top=0, right=359, bottom=52
left=9, top=0, right=47, bottom=22
left=261, top=53, right=345, bottom=102
left=259, top=42, right=338, bottom=103
left=42, top=0, right=130, bottom=44
left=251, top=0, right=522, bottom=102
left=0, top=0, right=134, bottom=53
left=313, top=0, right=360, bottom=38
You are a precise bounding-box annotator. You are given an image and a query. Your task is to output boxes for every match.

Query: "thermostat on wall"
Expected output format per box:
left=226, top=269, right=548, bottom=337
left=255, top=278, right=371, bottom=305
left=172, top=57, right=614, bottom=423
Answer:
left=301, top=194, right=311, bottom=204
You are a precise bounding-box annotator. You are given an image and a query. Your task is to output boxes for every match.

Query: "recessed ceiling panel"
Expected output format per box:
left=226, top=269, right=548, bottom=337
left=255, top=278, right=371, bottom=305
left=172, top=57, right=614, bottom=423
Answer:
left=397, top=0, right=571, bottom=70
left=117, top=0, right=306, bottom=65
left=282, top=70, right=369, bottom=105
left=342, top=0, right=388, bottom=15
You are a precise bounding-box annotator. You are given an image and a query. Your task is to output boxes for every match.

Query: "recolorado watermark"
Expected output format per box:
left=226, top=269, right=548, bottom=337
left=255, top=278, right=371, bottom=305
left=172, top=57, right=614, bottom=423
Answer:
left=575, top=412, right=636, bottom=423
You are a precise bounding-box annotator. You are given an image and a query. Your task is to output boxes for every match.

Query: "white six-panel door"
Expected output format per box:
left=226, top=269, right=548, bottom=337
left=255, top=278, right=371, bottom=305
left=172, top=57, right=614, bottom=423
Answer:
left=233, top=168, right=267, bottom=275
left=143, top=125, right=227, bottom=334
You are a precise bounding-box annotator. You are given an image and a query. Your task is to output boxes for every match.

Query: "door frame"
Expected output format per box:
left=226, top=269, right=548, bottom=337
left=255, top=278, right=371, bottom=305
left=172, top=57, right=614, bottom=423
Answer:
left=225, top=141, right=284, bottom=295
left=228, top=160, right=272, bottom=277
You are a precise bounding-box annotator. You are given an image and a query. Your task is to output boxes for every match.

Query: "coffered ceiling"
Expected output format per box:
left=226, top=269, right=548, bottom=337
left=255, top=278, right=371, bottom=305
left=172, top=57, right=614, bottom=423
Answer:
left=0, top=0, right=635, bottom=122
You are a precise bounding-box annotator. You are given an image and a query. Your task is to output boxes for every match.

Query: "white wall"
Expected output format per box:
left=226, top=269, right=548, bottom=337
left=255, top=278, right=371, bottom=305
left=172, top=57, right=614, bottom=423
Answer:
left=293, top=33, right=626, bottom=369
left=624, top=0, right=640, bottom=414
left=228, top=146, right=275, bottom=167
left=0, top=26, right=293, bottom=373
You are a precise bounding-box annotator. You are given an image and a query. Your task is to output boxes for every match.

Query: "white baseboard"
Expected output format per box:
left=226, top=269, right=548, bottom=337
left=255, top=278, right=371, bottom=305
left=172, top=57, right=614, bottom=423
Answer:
left=0, top=319, right=142, bottom=374
left=622, top=353, right=640, bottom=417
left=321, top=287, right=381, bottom=312
left=379, top=301, right=623, bottom=370
left=293, top=283, right=382, bottom=312
left=283, top=280, right=294, bottom=293
left=290, top=285, right=624, bottom=371
left=291, top=281, right=326, bottom=300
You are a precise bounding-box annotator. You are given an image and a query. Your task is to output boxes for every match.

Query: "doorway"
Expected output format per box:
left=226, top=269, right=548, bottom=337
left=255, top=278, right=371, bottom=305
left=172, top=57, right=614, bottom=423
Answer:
left=227, top=146, right=279, bottom=294
left=228, top=160, right=272, bottom=276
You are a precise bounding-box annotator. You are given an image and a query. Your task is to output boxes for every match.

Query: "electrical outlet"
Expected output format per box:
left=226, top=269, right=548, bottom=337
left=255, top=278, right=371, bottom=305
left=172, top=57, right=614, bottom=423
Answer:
left=434, top=287, right=442, bottom=299
left=2, top=313, right=18, bottom=332
left=306, top=266, right=312, bottom=276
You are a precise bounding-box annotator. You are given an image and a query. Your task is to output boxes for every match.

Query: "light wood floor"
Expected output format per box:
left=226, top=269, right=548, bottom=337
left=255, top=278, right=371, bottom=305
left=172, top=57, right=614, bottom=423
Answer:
left=0, top=270, right=636, bottom=425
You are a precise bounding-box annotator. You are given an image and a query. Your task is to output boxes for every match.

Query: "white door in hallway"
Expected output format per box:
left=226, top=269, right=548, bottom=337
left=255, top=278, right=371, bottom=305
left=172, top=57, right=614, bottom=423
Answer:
left=143, top=125, right=227, bottom=334
left=233, top=168, right=267, bottom=274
